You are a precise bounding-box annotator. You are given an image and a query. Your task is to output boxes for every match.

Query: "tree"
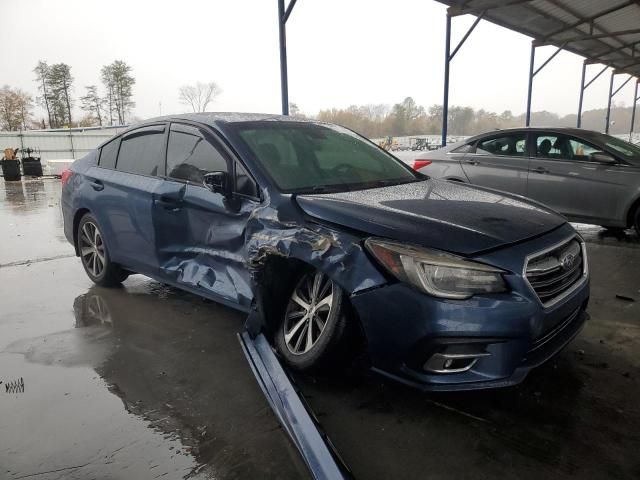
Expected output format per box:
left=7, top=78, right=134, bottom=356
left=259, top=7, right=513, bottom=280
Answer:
left=101, top=61, right=135, bottom=125
left=80, top=85, right=104, bottom=126
left=0, top=86, right=33, bottom=131
left=34, top=61, right=53, bottom=128
left=179, top=81, right=221, bottom=112
left=48, top=63, right=74, bottom=126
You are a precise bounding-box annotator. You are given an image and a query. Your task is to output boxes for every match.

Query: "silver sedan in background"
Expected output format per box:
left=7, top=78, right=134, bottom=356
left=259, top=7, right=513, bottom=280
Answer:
left=411, top=127, right=640, bottom=234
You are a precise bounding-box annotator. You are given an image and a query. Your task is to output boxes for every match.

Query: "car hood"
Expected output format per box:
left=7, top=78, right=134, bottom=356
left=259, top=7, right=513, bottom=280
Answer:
left=295, top=180, right=566, bottom=255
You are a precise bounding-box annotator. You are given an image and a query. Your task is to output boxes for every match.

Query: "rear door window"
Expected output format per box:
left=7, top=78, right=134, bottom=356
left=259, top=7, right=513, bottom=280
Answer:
left=116, top=125, right=166, bottom=176
left=98, top=137, right=120, bottom=169
left=166, top=124, right=228, bottom=185
left=477, top=134, right=527, bottom=157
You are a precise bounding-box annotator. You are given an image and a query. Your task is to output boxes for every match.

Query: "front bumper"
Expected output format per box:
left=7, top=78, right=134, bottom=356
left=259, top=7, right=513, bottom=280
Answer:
left=350, top=226, right=590, bottom=392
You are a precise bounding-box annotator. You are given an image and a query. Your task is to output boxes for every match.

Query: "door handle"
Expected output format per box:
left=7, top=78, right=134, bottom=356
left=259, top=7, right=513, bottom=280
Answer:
left=532, top=167, right=549, bottom=174
left=154, top=196, right=182, bottom=211
left=464, top=159, right=479, bottom=166
left=89, top=179, right=104, bottom=191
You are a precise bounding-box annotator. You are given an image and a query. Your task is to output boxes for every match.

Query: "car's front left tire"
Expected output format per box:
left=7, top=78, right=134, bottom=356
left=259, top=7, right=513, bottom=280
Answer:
left=77, top=213, right=129, bottom=287
left=274, top=269, right=347, bottom=371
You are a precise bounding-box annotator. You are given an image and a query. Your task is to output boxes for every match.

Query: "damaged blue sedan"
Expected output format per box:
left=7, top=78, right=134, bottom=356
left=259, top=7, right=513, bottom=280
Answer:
left=61, top=113, right=589, bottom=391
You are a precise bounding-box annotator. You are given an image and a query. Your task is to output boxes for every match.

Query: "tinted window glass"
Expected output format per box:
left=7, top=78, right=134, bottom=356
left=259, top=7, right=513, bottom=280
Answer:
left=568, top=138, right=599, bottom=161
left=477, top=134, right=527, bottom=157
left=231, top=122, right=417, bottom=192
left=536, top=135, right=602, bottom=161
left=235, top=162, right=258, bottom=197
left=167, top=124, right=227, bottom=184
left=99, top=137, right=119, bottom=169
left=116, top=126, right=165, bottom=176
left=451, top=143, right=474, bottom=154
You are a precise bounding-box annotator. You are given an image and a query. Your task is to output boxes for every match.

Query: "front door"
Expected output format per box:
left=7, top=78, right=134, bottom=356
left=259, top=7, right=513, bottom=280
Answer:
left=526, top=133, right=625, bottom=223
left=153, top=123, right=259, bottom=310
left=460, top=132, right=529, bottom=195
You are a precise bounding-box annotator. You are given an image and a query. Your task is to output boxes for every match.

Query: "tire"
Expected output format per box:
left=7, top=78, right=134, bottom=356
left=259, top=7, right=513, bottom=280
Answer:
left=77, top=213, right=129, bottom=287
left=634, top=206, right=640, bottom=236
left=274, top=269, right=347, bottom=371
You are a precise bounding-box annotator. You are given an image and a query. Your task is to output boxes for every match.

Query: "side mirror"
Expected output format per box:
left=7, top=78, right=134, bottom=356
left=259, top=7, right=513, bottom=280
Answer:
left=590, top=152, right=616, bottom=164
left=203, top=171, right=228, bottom=195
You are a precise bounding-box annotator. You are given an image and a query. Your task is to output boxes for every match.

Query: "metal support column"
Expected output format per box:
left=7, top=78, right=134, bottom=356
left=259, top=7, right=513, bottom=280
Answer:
left=525, top=43, right=536, bottom=127
left=441, top=9, right=484, bottom=147
left=526, top=43, right=564, bottom=127
left=605, top=71, right=615, bottom=133
left=577, top=62, right=586, bottom=128
left=278, top=0, right=289, bottom=115
left=630, top=79, right=639, bottom=142
left=442, top=13, right=451, bottom=147
left=605, top=71, right=633, bottom=134
left=278, top=0, right=298, bottom=116
left=577, top=63, right=608, bottom=128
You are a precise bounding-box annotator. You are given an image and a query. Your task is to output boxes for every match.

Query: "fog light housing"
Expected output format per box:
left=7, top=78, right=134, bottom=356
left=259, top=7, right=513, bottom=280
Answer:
left=423, top=345, right=491, bottom=373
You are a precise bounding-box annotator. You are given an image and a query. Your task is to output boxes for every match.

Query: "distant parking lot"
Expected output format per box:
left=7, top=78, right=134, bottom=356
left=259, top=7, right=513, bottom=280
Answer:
left=1, top=177, right=639, bottom=479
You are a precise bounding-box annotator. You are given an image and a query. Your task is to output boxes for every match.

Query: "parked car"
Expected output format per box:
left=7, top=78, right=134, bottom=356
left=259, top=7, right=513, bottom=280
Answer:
left=412, top=127, right=640, bottom=234
left=61, top=114, right=589, bottom=391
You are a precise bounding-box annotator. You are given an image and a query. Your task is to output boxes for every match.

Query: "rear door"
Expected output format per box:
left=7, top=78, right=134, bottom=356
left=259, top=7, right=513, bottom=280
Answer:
left=153, top=123, right=260, bottom=310
left=526, top=133, right=626, bottom=223
left=95, top=124, right=167, bottom=274
left=460, top=132, right=529, bottom=195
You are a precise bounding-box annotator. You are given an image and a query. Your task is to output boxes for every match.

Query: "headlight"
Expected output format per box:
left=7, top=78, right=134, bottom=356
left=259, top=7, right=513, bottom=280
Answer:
left=365, top=238, right=508, bottom=299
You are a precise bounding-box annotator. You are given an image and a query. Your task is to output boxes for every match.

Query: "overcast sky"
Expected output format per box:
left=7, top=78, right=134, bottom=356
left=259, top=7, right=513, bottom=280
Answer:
left=1, top=0, right=637, bottom=122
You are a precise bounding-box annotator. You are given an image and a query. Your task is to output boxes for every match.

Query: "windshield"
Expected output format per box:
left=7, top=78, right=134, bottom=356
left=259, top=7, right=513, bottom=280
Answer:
left=230, top=121, right=419, bottom=193
left=594, top=133, right=640, bottom=163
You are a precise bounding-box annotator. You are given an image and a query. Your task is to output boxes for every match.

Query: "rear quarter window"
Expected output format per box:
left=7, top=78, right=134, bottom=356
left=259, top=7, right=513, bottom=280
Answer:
left=98, top=137, right=119, bottom=169
left=116, top=126, right=166, bottom=177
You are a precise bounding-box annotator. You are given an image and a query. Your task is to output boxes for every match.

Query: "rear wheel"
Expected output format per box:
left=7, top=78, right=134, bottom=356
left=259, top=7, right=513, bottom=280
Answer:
left=634, top=206, right=640, bottom=236
left=275, top=270, right=347, bottom=371
left=77, top=213, right=129, bottom=287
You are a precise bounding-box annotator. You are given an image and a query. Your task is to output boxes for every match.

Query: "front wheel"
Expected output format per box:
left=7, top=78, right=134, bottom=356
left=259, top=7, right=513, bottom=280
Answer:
left=77, top=213, right=129, bottom=287
left=274, top=270, right=347, bottom=371
left=634, top=206, right=640, bottom=236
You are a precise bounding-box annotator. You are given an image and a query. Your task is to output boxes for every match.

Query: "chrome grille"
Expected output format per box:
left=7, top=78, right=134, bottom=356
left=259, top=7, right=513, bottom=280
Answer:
left=525, top=237, right=586, bottom=307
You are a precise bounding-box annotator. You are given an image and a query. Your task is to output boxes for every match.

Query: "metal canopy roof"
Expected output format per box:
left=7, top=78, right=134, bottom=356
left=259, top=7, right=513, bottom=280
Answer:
left=437, top=0, right=640, bottom=78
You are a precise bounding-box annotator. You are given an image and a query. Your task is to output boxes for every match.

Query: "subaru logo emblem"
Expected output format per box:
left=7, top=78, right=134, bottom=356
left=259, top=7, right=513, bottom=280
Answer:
left=561, top=253, right=576, bottom=271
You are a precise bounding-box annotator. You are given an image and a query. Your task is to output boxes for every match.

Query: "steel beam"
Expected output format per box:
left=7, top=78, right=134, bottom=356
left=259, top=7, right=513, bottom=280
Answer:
left=442, top=13, right=451, bottom=146
left=526, top=43, right=535, bottom=126
left=606, top=73, right=634, bottom=133
left=441, top=10, right=486, bottom=146
left=630, top=80, right=639, bottom=142
left=543, top=1, right=635, bottom=41
left=605, top=71, right=616, bottom=133
left=577, top=62, right=587, bottom=128
left=448, top=0, right=530, bottom=17
left=526, top=43, right=564, bottom=127
left=561, top=28, right=640, bottom=45
left=577, top=63, right=609, bottom=128
left=278, top=0, right=298, bottom=116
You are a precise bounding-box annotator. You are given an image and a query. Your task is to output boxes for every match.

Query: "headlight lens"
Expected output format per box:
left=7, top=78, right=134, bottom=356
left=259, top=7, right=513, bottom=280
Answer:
left=365, top=238, right=508, bottom=299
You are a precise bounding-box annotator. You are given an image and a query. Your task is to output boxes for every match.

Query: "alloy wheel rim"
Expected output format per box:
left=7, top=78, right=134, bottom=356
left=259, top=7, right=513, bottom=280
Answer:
left=79, top=221, right=106, bottom=278
left=87, top=295, right=112, bottom=325
left=284, top=272, right=334, bottom=355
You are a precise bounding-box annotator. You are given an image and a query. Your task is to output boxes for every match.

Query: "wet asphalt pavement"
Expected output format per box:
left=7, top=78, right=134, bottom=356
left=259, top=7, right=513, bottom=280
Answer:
left=1, top=178, right=639, bottom=479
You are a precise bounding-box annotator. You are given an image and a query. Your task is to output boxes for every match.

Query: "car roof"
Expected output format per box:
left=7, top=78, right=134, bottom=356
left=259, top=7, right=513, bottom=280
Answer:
left=141, top=112, right=317, bottom=128
left=467, top=126, right=605, bottom=142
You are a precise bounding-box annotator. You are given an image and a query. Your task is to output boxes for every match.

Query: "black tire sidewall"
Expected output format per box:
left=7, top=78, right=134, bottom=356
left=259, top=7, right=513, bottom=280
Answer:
left=274, top=271, right=346, bottom=371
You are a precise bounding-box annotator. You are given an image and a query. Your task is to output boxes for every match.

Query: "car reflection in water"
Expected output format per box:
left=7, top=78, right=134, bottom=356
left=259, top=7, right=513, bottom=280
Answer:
left=72, top=282, right=306, bottom=479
